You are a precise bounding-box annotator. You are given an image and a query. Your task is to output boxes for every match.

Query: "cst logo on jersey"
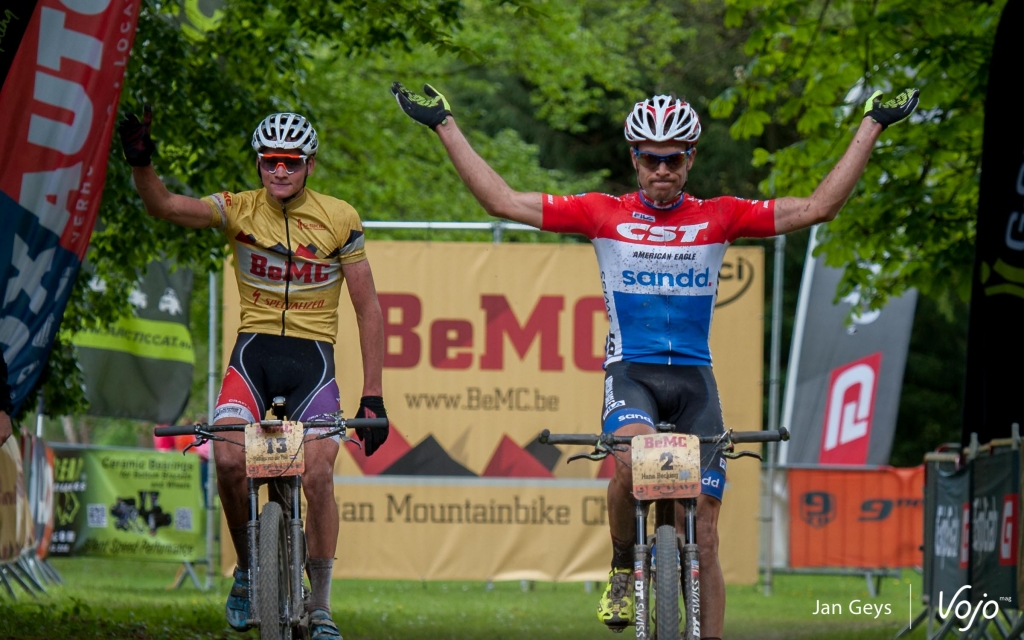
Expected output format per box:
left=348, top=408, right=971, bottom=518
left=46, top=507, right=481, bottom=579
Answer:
left=616, top=222, right=709, bottom=244
left=622, top=267, right=712, bottom=288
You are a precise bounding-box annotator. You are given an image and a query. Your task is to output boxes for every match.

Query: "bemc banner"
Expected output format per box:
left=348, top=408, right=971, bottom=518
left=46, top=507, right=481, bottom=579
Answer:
left=779, top=226, right=917, bottom=466
left=73, top=261, right=194, bottom=423
left=962, top=0, right=1024, bottom=448
left=0, top=0, right=141, bottom=413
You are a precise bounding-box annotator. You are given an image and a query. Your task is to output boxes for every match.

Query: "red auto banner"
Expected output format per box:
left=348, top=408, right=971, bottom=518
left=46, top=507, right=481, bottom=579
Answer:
left=0, top=0, right=140, bottom=412
left=789, top=466, right=924, bottom=568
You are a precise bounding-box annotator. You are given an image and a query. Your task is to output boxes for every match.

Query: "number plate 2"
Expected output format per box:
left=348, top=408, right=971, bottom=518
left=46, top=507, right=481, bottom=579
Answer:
left=245, top=422, right=305, bottom=478
left=631, top=433, right=701, bottom=500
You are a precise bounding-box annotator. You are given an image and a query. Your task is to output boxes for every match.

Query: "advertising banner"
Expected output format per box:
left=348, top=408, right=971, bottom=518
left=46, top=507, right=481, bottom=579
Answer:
left=21, top=434, right=55, bottom=558
left=222, top=241, right=766, bottom=582
left=962, top=0, right=1024, bottom=448
left=73, top=261, right=194, bottom=423
left=49, top=444, right=205, bottom=562
left=788, top=466, right=924, bottom=568
left=0, top=0, right=140, bottom=413
left=779, top=227, right=916, bottom=466
left=928, top=462, right=970, bottom=606
left=923, top=453, right=961, bottom=604
left=0, top=438, right=32, bottom=561
left=970, top=449, right=1018, bottom=606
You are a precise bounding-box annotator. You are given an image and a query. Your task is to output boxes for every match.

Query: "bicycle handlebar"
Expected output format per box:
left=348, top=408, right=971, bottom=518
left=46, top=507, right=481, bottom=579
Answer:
left=537, top=427, right=789, bottom=447
left=153, top=418, right=390, bottom=438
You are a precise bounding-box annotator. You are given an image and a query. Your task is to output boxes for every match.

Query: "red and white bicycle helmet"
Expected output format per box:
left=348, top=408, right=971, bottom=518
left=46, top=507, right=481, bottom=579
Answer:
left=624, top=95, right=701, bottom=144
left=251, top=112, right=319, bottom=155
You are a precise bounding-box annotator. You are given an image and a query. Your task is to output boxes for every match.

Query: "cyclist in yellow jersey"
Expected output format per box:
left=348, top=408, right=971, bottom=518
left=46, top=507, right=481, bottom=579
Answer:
left=118, top=107, right=386, bottom=640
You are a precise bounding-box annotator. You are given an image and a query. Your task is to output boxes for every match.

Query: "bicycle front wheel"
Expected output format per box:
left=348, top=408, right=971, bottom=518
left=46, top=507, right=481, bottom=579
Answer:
left=654, top=524, right=680, bottom=640
left=258, top=501, right=291, bottom=640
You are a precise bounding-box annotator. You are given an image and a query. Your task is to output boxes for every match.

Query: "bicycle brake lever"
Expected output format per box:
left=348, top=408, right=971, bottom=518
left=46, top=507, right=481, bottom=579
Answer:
left=567, top=449, right=609, bottom=463
left=722, top=450, right=762, bottom=461
left=340, top=434, right=362, bottom=449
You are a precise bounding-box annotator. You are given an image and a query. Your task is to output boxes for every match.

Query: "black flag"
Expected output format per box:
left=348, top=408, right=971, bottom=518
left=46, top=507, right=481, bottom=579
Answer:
left=962, top=1, right=1024, bottom=447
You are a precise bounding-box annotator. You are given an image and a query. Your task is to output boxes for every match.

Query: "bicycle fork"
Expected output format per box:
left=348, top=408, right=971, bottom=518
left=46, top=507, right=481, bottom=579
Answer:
left=633, top=501, right=651, bottom=639
left=286, top=476, right=306, bottom=626
left=681, top=498, right=700, bottom=640
left=246, top=477, right=261, bottom=628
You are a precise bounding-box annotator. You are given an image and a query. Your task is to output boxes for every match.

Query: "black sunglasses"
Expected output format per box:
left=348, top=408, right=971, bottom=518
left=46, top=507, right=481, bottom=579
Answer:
left=633, top=148, right=693, bottom=171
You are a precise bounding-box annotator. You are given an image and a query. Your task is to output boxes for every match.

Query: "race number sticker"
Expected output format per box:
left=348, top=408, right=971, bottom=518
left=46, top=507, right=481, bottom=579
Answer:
left=631, top=433, right=701, bottom=500
left=245, top=421, right=305, bottom=477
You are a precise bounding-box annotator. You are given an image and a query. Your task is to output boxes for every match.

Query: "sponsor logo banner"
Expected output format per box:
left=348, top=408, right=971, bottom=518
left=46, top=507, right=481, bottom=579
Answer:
left=963, top=1, right=1024, bottom=447
left=0, top=0, right=140, bottom=412
left=48, top=445, right=205, bottom=561
left=780, top=228, right=916, bottom=466
left=789, top=466, right=924, bottom=568
left=73, top=261, right=194, bottom=423
left=221, top=241, right=766, bottom=582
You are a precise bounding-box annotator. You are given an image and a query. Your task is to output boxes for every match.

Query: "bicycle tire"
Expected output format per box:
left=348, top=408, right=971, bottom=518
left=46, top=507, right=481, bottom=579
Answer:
left=655, top=524, right=680, bottom=640
left=258, top=501, right=290, bottom=640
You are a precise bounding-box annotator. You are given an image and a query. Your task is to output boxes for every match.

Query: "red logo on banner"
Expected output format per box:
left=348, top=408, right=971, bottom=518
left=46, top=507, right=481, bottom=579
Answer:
left=960, top=502, right=970, bottom=569
left=1000, top=494, right=1018, bottom=566
left=819, top=352, right=882, bottom=465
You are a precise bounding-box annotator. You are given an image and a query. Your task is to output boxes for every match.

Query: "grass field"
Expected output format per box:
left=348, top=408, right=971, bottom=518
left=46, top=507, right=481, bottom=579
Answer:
left=0, top=558, right=935, bottom=639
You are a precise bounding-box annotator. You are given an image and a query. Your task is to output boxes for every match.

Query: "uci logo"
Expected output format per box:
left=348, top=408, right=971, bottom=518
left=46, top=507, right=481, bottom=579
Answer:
left=800, top=491, right=837, bottom=528
left=615, top=222, right=709, bottom=244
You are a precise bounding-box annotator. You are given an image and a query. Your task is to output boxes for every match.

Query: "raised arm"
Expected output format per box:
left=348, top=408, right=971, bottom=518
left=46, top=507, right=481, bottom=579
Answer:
left=773, top=89, right=920, bottom=235
left=118, top=105, right=215, bottom=229
left=391, top=83, right=543, bottom=228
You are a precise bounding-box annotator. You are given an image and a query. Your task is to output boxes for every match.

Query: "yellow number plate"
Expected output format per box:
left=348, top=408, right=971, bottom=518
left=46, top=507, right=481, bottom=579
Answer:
left=631, top=433, right=701, bottom=500
left=245, top=421, right=305, bottom=478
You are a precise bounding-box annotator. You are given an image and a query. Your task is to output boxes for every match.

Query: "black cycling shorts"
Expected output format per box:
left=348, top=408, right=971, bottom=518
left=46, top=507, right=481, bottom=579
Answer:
left=213, top=333, right=341, bottom=438
left=600, top=361, right=727, bottom=501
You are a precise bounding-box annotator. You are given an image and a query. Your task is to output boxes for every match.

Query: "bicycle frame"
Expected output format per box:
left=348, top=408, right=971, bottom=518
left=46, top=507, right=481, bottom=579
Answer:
left=540, top=423, right=788, bottom=640
left=155, top=414, right=388, bottom=638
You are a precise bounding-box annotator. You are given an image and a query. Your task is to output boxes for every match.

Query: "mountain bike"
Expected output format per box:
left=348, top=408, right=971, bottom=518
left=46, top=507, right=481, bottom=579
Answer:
left=155, top=398, right=388, bottom=640
left=539, top=423, right=788, bottom=640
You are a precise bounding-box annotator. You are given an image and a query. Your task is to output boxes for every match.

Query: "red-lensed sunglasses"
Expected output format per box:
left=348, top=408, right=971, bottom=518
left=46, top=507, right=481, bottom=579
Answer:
left=633, top=148, right=693, bottom=171
left=258, top=153, right=309, bottom=175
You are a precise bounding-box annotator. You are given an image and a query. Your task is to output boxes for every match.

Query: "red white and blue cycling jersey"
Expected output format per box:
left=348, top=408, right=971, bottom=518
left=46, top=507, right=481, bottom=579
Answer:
left=542, top=191, right=776, bottom=367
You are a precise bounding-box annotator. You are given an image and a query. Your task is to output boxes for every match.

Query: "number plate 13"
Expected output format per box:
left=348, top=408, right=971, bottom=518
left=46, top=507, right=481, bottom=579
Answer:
left=245, top=421, right=305, bottom=478
left=630, top=433, right=701, bottom=500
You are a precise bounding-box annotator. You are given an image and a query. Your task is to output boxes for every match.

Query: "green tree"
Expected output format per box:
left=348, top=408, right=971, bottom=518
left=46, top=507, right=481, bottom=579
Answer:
left=712, top=0, right=1003, bottom=312
left=28, top=0, right=466, bottom=419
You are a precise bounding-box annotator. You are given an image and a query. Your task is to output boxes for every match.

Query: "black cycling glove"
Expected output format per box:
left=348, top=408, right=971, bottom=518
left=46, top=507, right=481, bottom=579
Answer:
left=354, top=396, right=389, bottom=456
left=391, top=82, right=452, bottom=130
left=863, top=88, right=920, bottom=130
left=117, top=104, right=155, bottom=167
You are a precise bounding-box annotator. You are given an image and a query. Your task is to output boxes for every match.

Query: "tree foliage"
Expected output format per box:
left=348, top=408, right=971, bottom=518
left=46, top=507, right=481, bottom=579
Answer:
left=30, top=0, right=466, bottom=418
left=712, top=0, right=1005, bottom=312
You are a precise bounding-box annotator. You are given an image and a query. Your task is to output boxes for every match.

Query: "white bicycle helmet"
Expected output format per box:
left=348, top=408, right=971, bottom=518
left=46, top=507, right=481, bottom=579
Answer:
left=624, top=95, right=701, bottom=144
left=251, top=112, right=319, bottom=155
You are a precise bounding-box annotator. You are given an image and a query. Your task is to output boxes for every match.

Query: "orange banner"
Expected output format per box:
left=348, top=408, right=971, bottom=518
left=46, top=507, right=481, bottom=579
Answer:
left=789, top=466, right=924, bottom=568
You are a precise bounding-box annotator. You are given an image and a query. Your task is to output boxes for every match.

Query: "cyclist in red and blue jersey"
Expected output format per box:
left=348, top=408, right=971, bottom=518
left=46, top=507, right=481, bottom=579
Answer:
left=392, top=82, right=919, bottom=638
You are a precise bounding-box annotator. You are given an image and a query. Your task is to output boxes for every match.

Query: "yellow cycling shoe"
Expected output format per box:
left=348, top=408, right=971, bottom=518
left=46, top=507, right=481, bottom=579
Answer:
left=597, top=567, right=634, bottom=630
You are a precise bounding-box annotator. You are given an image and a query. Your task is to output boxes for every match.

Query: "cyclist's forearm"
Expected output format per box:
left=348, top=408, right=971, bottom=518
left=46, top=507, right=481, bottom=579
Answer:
left=773, top=118, right=882, bottom=234
left=354, top=304, right=384, bottom=397
left=131, top=166, right=211, bottom=228
left=809, top=117, right=883, bottom=220
left=435, top=118, right=526, bottom=221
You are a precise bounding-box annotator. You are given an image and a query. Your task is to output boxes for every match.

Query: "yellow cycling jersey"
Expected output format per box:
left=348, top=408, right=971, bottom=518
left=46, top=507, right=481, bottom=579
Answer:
left=202, top=188, right=366, bottom=344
